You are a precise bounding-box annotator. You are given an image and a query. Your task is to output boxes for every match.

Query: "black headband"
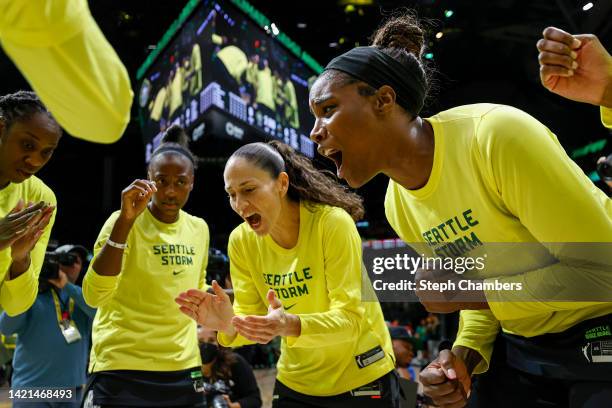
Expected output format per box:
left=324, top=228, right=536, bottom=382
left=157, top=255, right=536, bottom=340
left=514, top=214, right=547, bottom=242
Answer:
left=151, top=145, right=195, bottom=165
left=324, top=46, right=426, bottom=116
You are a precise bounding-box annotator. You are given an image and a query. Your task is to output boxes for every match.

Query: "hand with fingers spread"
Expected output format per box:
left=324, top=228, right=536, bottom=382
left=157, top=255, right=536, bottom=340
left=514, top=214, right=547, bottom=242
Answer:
left=419, top=349, right=471, bottom=408
left=119, top=179, right=157, bottom=222
left=0, top=200, right=48, bottom=251
left=537, top=26, right=612, bottom=107
left=175, top=280, right=236, bottom=335
left=232, top=289, right=300, bottom=344
left=10, top=203, right=54, bottom=260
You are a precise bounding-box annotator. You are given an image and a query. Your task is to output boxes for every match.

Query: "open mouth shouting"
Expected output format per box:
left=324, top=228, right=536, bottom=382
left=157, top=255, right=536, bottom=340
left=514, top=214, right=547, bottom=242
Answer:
left=320, top=147, right=344, bottom=178
left=245, top=213, right=262, bottom=230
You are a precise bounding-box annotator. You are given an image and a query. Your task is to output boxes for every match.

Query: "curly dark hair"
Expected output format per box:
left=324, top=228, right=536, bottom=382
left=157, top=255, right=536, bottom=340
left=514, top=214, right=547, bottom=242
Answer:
left=0, top=91, right=57, bottom=133
left=228, top=141, right=365, bottom=220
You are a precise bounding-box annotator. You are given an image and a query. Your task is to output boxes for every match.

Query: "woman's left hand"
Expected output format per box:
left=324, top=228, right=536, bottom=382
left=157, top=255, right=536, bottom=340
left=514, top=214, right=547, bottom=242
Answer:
left=10, top=204, right=54, bottom=262
left=232, top=290, right=300, bottom=344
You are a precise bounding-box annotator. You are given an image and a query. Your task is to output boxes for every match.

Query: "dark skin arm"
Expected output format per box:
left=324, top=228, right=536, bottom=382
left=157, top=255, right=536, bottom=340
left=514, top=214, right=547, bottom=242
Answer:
left=419, top=345, right=483, bottom=408
left=92, top=179, right=156, bottom=276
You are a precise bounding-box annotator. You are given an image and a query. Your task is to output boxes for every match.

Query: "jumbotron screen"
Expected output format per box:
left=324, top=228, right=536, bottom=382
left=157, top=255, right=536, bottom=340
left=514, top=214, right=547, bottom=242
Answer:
left=137, top=0, right=318, bottom=159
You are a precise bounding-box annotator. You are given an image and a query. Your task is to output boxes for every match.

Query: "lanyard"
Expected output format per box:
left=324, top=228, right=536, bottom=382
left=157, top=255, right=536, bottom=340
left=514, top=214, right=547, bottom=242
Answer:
left=51, top=289, right=75, bottom=324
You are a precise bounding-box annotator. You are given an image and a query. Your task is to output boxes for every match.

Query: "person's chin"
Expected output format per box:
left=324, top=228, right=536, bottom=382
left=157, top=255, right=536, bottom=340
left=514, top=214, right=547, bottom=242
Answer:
left=344, top=171, right=367, bottom=189
left=12, top=170, right=32, bottom=183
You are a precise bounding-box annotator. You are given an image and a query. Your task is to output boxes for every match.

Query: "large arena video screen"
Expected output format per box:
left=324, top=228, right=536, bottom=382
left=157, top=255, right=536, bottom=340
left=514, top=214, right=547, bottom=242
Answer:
left=137, top=0, right=318, bottom=159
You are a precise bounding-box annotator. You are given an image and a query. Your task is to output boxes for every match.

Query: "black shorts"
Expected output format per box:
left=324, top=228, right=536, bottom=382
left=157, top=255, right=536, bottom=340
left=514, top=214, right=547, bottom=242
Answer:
left=272, top=370, right=401, bottom=408
left=469, top=314, right=612, bottom=408
left=82, top=368, right=205, bottom=408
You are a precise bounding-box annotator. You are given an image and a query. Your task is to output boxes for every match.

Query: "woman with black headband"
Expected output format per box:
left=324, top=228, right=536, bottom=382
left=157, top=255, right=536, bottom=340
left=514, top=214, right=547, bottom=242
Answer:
left=81, top=125, right=210, bottom=408
left=177, top=141, right=399, bottom=407
left=308, top=13, right=612, bottom=408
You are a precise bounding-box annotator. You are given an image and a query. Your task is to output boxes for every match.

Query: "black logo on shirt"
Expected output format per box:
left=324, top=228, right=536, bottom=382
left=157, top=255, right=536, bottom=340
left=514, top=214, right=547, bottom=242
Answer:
left=173, top=270, right=185, bottom=276
left=421, top=209, right=483, bottom=257
left=152, top=244, right=196, bottom=266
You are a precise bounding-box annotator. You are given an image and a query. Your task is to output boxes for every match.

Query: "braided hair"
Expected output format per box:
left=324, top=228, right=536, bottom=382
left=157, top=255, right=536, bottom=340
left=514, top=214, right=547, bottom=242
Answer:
left=0, top=91, right=57, bottom=134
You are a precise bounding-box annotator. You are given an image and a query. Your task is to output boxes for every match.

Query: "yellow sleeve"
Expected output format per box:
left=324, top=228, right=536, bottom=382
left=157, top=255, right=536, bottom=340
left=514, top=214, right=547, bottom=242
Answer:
left=475, top=106, right=612, bottom=320
left=453, top=310, right=500, bottom=374
left=218, top=228, right=267, bottom=348
left=0, top=189, right=56, bottom=316
left=0, top=0, right=133, bottom=143
left=199, top=221, right=210, bottom=291
left=602, top=107, right=612, bottom=129
left=286, top=209, right=364, bottom=348
left=82, top=212, right=124, bottom=307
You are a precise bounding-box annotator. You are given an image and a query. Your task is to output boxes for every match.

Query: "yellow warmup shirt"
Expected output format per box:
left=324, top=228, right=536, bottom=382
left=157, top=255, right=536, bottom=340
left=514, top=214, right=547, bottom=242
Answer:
left=0, top=176, right=56, bottom=316
left=385, top=104, right=612, bottom=373
left=219, top=202, right=395, bottom=396
left=0, top=0, right=132, bottom=143
left=83, top=208, right=209, bottom=372
left=602, top=107, right=612, bottom=128
left=217, top=46, right=248, bottom=84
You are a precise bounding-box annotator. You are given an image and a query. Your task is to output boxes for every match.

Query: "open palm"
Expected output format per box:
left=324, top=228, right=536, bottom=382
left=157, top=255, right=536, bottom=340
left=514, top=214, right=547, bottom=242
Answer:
left=175, top=281, right=234, bottom=332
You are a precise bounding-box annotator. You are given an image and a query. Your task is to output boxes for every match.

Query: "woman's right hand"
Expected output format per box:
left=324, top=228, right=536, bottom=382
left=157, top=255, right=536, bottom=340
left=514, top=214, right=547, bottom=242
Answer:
left=175, top=280, right=236, bottom=335
left=119, top=179, right=157, bottom=221
left=0, top=200, right=48, bottom=251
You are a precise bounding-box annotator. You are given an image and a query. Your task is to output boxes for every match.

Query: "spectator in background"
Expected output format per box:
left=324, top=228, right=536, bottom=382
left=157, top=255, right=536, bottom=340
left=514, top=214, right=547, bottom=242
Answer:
left=597, top=155, right=612, bottom=190
left=389, top=326, right=417, bottom=382
left=0, top=245, right=96, bottom=407
left=199, top=327, right=262, bottom=408
left=55, top=244, right=90, bottom=287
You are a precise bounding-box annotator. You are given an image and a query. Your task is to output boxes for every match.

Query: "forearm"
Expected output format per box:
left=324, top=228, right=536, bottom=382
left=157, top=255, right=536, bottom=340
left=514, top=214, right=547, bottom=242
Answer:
left=9, top=254, right=31, bottom=280
left=92, top=215, right=133, bottom=276
left=485, top=258, right=612, bottom=320
left=286, top=308, right=361, bottom=348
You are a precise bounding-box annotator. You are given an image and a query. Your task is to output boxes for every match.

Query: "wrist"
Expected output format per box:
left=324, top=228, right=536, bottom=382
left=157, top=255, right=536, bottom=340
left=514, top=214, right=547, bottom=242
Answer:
left=117, top=213, right=137, bottom=226
left=452, top=345, right=482, bottom=376
left=282, top=313, right=301, bottom=337
left=221, top=323, right=237, bottom=338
